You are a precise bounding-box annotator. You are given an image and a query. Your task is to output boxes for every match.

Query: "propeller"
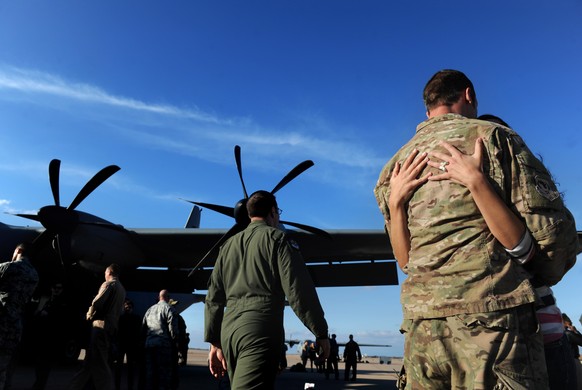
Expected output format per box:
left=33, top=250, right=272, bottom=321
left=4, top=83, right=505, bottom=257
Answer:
left=271, top=160, right=314, bottom=194
left=187, top=223, right=244, bottom=277
left=185, top=145, right=330, bottom=276
left=16, top=159, right=120, bottom=265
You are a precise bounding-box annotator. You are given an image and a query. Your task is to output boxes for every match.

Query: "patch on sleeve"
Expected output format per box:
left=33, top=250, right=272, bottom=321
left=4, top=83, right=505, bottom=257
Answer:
left=288, top=238, right=301, bottom=251
left=534, top=175, right=560, bottom=201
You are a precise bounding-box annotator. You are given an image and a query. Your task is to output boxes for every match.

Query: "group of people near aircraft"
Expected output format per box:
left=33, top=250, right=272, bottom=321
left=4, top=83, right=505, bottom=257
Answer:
left=1, top=68, right=580, bottom=390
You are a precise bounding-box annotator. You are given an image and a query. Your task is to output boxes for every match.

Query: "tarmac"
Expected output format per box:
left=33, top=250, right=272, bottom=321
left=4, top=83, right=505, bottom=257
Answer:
left=11, top=349, right=401, bottom=389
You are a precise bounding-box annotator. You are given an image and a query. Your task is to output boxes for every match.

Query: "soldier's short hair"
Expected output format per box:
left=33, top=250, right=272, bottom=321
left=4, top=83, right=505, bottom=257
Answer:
left=107, top=263, right=120, bottom=277
left=247, top=190, right=277, bottom=218
left=423, top=69, right=476, bottom=111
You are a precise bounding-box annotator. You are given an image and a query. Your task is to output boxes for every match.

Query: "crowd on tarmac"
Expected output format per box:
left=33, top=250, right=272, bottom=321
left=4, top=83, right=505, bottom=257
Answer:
left=0, top=254, right=189, bottom=390
left=1, top=69, right=581, bottom=390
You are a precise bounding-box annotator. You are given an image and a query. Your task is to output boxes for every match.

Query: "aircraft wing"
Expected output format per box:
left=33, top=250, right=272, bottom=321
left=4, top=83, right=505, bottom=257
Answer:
left=0, top=223, right=396, bottom=293
left=119, top=227, right=397, bottom=292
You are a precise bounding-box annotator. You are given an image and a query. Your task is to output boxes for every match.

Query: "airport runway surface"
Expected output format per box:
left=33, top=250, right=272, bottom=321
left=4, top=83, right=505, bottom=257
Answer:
left=12, top=349, right=400, bottom=389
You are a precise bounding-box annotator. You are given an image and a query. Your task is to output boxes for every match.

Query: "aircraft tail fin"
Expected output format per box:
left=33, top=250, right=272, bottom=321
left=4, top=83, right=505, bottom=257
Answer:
left=185, top=206, right=201, bottom=229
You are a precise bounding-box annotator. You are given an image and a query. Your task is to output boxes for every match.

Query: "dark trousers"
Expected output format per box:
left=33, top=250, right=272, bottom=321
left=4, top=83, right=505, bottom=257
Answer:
left=144, top=346, right=172, bottom=390
left=325, top=357, right=339, bottom=379
left=545, top=334, right=577, bottom=390
left=115, top=347, right=139, bottom=390
left=344, top=360, right=357, bottom=380
left=69, top=327, right=114, bottom=390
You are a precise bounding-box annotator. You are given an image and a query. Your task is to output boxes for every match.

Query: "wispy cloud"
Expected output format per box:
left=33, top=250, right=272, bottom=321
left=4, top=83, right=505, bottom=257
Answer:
left=0, top=65, right=228, bottom=125
left=0, top=65, right=386, bottom=186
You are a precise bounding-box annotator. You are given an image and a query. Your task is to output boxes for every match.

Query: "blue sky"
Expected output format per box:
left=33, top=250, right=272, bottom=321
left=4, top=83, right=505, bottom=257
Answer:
left=1, top=1, right=581, bottom=357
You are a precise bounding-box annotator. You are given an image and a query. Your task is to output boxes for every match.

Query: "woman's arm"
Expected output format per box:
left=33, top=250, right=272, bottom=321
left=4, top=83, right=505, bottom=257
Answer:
left=388, top=150, right=431, bottom=269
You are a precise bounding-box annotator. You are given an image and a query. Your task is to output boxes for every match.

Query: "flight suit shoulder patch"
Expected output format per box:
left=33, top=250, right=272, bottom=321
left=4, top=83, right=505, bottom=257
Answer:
left=287, top=238, right=301, bottom=251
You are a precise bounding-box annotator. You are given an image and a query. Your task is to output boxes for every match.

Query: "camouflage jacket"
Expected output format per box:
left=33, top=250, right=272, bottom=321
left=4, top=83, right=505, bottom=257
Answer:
left=204, top=220, right=328, bottom=345
left=0, top=257, right=39, bottom=350
left=374, top=114, right=577, bottom=319
left=142, top=300, right=178, bottom=348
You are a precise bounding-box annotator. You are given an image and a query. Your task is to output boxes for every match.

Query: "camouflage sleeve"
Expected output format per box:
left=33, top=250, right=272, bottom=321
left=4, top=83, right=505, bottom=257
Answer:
left=168, top=306, right=178, bottom=341
left=493, top=128, right=578, bottom=285
left=204, top=255, right=226, bottom=345
left=279, top=235, right=328, bottom=339
left=142, top=307, right=149, bottom=331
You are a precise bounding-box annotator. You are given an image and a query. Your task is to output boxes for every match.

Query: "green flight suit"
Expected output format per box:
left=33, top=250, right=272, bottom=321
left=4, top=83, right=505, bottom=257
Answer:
left=205, top=220, right=328, bottom=389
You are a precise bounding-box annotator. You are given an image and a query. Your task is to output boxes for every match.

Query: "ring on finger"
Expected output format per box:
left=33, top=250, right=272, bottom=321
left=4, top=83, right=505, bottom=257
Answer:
left=439, top=161, right=449, bottom=172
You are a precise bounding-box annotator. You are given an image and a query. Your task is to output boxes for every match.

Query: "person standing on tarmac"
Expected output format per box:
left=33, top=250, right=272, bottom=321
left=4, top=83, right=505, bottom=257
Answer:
left=374, top=69, right=577, bottom=389
left=325, top=334, right=340, bottom=380
left=142, top=290, right=179, bottom=390
left=205, top=190, right=330, bottom=389
left=69, top=264, right=126, bottom=390
left=343, top=334, right=361, bottom=381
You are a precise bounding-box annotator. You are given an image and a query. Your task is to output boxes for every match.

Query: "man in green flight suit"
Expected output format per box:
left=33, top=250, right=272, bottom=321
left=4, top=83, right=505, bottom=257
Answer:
left=204, top=190, right=330, bottom=389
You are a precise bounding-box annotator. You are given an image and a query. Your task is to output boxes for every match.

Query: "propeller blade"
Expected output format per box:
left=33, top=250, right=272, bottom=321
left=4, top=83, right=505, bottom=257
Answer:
left=188, top=223, right=243, bottom=277
left=68, top=165, right=120, bottom=210
left=182, top=200, right=235, bottom=219
left=49, top=159, right=61, bottom=207
left=234, top=145, right=249, bottom=199
left=280, top=219, right=332, bottom=239
left=271, top=160, right=314, bottom=194
left=14, top=213, right=42, bottom=222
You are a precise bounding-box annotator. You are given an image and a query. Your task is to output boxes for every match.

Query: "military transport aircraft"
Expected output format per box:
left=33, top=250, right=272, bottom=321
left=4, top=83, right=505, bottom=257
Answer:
left=1, top=146, right=398, bottom=360
left=1, top=146, right=397, bottom=313
left=4, top=145, right=581, bottom=301
left=3, top=146, right=581, bottom=360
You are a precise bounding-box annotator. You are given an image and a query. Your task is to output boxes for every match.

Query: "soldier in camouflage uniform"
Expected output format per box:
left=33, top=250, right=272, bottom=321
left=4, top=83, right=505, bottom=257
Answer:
left=142, top=290, right=179, bottom=390
left=374, top=69, right=578, bottom=389
left=0, top=243, right=39, bottom=389
left=205, top=190, right=330, bottom=389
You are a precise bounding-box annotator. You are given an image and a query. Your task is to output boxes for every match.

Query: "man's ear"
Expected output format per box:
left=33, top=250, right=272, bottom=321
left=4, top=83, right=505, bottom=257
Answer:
left=464, top=87, right=473, bottom=105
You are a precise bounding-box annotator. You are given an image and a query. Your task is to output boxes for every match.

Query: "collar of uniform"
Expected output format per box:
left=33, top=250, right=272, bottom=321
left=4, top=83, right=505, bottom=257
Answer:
left=249, top=220, right=268, bottom=227
left=416, top=113, right=466, bottom=133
